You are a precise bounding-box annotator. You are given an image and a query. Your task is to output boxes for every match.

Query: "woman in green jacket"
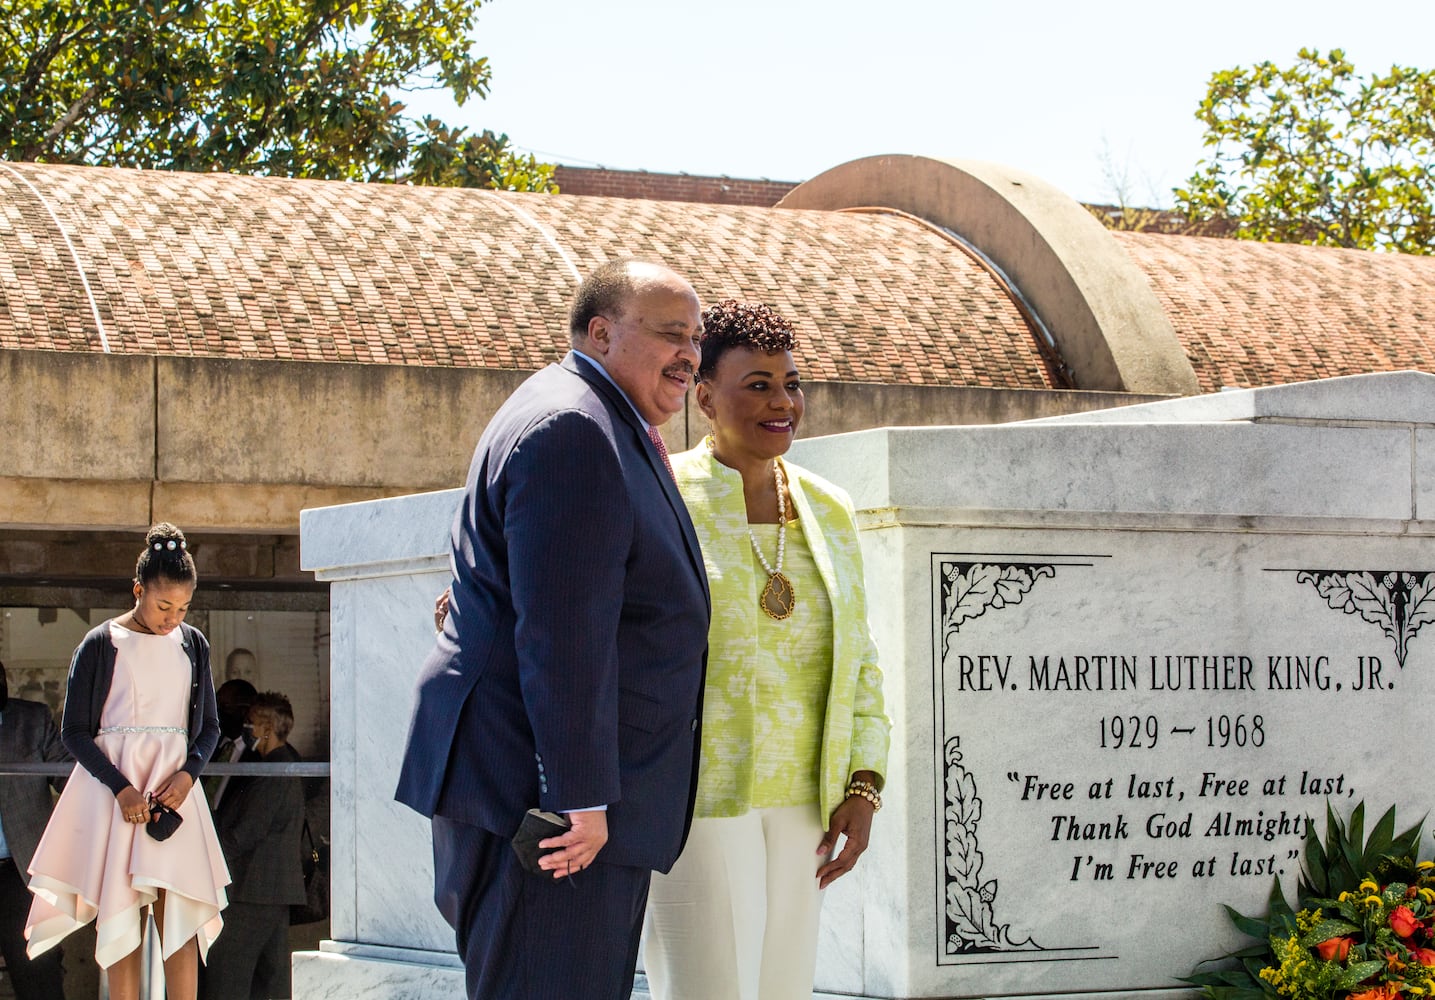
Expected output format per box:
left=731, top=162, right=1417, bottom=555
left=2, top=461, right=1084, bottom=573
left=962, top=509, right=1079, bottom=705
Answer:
left=642, top=300, right=890, bottom=1000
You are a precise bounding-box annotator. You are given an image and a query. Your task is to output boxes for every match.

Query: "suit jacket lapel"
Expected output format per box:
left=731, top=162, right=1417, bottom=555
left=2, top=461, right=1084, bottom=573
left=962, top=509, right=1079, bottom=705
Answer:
left=563, top=353, right=710, bottom=605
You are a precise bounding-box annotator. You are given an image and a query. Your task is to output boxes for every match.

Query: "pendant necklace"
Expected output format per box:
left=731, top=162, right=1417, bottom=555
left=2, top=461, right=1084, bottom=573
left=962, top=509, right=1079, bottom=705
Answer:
left=749, top=460, right=795, bottom=620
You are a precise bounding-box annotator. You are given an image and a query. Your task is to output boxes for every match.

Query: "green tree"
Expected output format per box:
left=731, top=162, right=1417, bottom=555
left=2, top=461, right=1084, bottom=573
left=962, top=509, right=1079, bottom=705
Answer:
left=1176, top=48, right=1435, bottom=254
left=0, top=0, right=556, bottom=191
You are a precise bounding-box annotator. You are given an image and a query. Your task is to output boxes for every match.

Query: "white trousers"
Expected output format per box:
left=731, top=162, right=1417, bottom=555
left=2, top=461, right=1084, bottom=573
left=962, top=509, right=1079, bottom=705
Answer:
left=643, top=804, right=827, bottom=1000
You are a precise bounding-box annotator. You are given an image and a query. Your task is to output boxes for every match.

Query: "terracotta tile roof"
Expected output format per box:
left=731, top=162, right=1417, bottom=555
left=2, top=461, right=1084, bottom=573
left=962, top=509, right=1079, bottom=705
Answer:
left=0, top=163, right=1054, bottom=389
left=1114, top=231, right=1435, bottom=393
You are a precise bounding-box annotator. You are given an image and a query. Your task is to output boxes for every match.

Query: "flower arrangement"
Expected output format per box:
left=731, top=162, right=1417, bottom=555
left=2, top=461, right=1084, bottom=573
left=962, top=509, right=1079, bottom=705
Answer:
left=1186, top=802, right=1430, bottom=1000
left=1260, top=869, right=1435, bottom=999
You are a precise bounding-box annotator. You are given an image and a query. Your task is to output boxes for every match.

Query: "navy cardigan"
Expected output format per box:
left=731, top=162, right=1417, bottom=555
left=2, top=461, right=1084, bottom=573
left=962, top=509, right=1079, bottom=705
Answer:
left=60, top=620, right=221, bottom=797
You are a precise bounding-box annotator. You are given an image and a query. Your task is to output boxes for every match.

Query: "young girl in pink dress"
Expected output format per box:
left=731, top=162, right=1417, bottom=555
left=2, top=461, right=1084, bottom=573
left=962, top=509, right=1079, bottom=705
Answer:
left=26, top=522, right=229, bottom=1000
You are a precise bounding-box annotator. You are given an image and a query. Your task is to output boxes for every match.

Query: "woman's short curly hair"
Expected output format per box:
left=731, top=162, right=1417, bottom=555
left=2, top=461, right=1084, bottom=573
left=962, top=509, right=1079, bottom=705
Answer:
left=698, top=300, right=797, bottom=381
left=250, top=690, right=295, bottom=742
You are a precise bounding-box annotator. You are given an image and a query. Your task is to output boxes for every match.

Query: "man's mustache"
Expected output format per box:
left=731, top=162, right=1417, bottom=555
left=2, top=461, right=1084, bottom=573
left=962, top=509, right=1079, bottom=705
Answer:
left=663, top=363, right=696, bottom=380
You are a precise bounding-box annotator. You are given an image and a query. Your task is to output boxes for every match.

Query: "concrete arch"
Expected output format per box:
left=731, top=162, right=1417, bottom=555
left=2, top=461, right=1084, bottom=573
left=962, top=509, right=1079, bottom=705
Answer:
left=777, top=155, right=1201, bottom=395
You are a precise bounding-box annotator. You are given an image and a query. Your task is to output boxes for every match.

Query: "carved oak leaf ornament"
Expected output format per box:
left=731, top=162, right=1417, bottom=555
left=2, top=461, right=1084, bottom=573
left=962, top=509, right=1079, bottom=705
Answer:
left=1296, top=570, right=1435, bottom=667
left=942, top=563, right=1056, bottom=657
left=943, top=737, right=1040, bottom=953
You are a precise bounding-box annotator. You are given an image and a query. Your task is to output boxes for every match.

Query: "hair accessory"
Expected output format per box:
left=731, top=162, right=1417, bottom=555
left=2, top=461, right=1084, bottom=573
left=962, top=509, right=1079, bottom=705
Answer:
left=152, top=539, right=186, bottom=552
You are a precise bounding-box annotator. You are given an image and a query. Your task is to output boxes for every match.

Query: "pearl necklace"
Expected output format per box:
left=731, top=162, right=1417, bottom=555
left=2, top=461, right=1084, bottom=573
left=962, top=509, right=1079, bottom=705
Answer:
left=749, top=460, right=795, bottom=620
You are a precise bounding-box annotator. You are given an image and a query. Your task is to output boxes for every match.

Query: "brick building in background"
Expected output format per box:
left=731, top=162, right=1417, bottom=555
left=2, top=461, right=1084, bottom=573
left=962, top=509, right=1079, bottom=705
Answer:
left=551, top=164, right=798, bottom=207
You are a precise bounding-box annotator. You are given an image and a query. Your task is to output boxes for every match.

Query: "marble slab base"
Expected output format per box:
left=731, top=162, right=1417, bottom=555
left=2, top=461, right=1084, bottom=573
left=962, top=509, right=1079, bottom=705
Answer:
left=294, top=945, right=1195, bottom=1000
left=292, top=945, right=1101, bottom=1000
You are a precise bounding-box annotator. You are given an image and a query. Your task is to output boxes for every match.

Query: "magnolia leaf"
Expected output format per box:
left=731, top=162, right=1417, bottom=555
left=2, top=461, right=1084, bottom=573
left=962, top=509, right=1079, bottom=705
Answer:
left=1178, top=50, right=1435, bottom=254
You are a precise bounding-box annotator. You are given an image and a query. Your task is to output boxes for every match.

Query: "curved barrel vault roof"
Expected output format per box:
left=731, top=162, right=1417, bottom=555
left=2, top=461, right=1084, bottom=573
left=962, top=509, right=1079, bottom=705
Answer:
left=1113, top=230, right=1435, bottom=394
left=2, top=158, right=1432, bottom=400
left=780, top=155, right=1435, bottom=396
left=0, top=161, right=1059, bottom=390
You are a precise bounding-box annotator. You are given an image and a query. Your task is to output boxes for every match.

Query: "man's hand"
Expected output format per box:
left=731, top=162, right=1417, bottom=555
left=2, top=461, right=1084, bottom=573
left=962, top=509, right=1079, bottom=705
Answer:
left=537, top=808, right=608, bottom=879
left=434, top=588, right=451, bottom=633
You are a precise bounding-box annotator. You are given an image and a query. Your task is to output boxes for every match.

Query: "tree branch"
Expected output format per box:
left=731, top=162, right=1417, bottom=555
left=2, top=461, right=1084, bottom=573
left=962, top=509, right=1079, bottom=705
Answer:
left=18, top=11, right=97, bottom=109
left=40, top=82, right=101, bottom=151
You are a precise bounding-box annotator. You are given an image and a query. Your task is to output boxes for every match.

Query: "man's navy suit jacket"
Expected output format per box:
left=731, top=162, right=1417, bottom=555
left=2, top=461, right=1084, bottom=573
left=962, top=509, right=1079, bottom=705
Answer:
left=395, top=352, right=710, bottom=873
left=0, top=697, right=69, bottom=875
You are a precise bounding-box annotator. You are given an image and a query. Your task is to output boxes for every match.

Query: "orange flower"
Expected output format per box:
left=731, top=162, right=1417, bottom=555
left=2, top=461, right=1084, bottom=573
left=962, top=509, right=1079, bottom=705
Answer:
left=1393, top=905, right=1422, bottom=938
left=1411, top=946, right=1435, bottom=967
left=1316, top=937, right=1354, bottom=962
left=1350, top=986, right=1400, bottom=1000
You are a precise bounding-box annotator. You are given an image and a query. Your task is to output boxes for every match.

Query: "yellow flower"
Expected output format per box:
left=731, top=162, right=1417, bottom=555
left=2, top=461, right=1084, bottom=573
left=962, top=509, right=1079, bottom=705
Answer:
left=1420, top=888, right=1435, bottom=904
left=1417, top=861, right=1434, bottom=871
left=1363, top=880, right=1382, bottom=893
left=1367, top=895, right=1387, bottom=907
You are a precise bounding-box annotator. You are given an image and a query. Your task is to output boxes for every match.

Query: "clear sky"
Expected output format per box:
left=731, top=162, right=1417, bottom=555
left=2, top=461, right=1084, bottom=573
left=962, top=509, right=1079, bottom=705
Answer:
left=402, top=0, right=1435, bottom=208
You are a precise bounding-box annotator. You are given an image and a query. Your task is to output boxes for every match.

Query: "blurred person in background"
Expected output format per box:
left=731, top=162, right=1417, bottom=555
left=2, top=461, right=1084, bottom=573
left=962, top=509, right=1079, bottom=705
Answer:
left=0, top=657, right=71, bottom=1000
left=204, top=691, right=304, bottom=1000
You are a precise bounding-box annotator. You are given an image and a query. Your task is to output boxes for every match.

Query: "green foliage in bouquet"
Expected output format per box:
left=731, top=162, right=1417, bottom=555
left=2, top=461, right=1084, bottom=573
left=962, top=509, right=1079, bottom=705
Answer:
left=1300, top=804, right=1424, bottom=900
left=1184, top=802, right=1428, bottom=1000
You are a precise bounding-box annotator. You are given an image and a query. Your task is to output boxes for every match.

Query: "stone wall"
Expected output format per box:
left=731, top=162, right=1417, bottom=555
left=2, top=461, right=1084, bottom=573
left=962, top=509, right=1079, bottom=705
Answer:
left=1, top=347, right=1164, bottom=538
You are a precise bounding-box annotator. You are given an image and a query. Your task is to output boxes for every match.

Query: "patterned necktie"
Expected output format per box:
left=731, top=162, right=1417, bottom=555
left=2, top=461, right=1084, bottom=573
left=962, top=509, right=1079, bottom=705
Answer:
left=647, top=425, right=675, bottom=481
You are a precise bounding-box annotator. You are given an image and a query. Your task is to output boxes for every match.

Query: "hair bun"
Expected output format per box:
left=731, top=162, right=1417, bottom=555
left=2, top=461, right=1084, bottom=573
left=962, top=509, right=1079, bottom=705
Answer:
left=135, top=522, right=197, bottom=587
left=144, top=522, right=188, bottom=550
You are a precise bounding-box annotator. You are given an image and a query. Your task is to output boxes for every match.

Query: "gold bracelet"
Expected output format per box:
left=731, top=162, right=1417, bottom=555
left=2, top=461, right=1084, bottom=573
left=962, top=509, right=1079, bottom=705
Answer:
left=846, top=779, right=882, bottom=811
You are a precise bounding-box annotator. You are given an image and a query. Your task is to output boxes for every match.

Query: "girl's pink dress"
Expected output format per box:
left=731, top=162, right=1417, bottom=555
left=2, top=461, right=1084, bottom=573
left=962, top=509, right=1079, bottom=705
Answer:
left=25, top=620, right=230, bottom=966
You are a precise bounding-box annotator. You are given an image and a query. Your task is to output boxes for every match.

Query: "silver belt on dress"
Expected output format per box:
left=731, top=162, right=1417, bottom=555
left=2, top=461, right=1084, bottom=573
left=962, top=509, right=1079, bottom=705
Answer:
left=96, top=726, right=188, bottom=736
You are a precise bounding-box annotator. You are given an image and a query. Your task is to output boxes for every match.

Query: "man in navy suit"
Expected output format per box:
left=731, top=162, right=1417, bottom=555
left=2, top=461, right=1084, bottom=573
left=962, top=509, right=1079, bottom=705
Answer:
left=396, top=259, right=710, bottom=1000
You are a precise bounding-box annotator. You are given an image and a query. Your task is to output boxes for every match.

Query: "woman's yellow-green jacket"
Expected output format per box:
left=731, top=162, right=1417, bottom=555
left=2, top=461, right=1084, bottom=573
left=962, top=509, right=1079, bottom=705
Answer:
left=673, top=440, right=890, bottom=821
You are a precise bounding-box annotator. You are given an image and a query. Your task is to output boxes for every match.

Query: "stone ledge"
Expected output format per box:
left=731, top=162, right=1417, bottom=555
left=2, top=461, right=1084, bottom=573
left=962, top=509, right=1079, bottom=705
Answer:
left=294, top=944, right=931, bottom=1000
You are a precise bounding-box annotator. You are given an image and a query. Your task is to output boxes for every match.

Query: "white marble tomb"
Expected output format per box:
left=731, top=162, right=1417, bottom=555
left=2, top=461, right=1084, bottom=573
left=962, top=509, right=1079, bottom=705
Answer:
left=297, top=370, right=1435, bottom=1000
